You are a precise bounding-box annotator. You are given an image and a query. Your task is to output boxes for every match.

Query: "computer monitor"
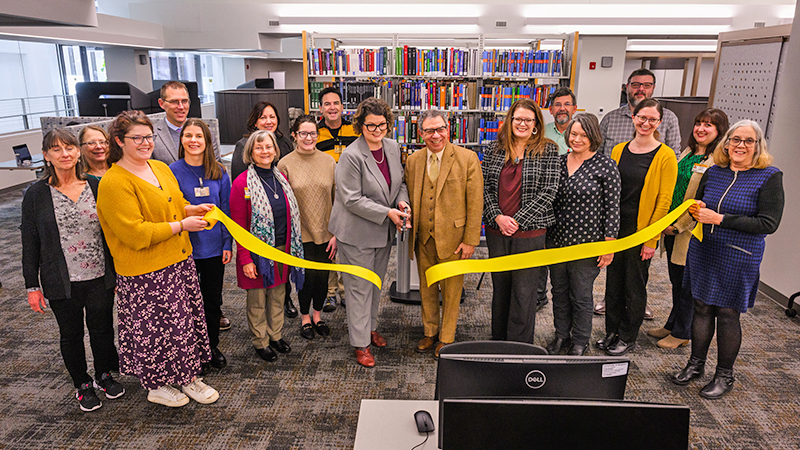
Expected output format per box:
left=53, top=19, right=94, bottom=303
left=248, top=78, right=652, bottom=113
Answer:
left=441, top=398, right=690, bottom=450
left=435, top=349, right=630, bottom=448
left=13, top=144, right=31, bottom=162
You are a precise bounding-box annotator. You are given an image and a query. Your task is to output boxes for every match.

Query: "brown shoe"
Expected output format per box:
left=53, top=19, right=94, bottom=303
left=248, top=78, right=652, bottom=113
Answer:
left=219, top=313, right=231, bottom=331
left=355, top=348, right=375, bottom=367
left=434, top=342, right=447, bottom=359
left=646, top=327, right=671, bottom=339
left=657, top=334, right=690, bottom=349
left=416, top=335, right=438, bottom=353
left=370, top=331, right=387, bottom=347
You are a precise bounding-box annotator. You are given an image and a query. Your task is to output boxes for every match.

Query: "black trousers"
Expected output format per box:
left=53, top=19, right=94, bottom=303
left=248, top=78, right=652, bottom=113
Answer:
left=486, top=232, right=546, bottom=343
left=49, top=277, right=118, bottom=388
left=299, top=241, right=331, bottom=315
left=194, top=256, right=225, bottom=349
left=663, top=235, right=694, bottom=340
left=550, top=257, right=600, bottom=346
left=604, top=244, right=651, bottom=343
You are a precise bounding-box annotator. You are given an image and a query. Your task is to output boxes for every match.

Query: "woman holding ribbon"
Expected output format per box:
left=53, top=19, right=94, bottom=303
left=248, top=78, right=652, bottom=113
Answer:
left=546, top=113, right=620, bottom=356
left=596, top=98, right=677, bottom=356
left=277, top=114, right=337, bottom=340
left=482, top=98, right=560, bottom=344
left=230, top=129, right=304, bottom=362
left=170, top=118, right=232, bottom=372
left=673, top=120, right=783, bottom=399
left=97, top=110, right=218, bottom=407
left=648, top=109, right=729, bottom=349
left=328, top=97, right=409, bottom=368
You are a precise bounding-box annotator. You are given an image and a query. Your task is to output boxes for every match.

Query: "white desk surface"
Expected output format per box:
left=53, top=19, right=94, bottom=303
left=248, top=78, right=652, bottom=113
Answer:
left=354, top=399, right=439, bottom=450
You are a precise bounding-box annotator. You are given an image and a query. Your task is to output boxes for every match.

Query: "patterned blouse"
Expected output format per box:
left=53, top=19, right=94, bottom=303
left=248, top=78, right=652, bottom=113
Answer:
left=549, top=152, right=621, bottom=248
left=50, top=184, right=105, bottom=282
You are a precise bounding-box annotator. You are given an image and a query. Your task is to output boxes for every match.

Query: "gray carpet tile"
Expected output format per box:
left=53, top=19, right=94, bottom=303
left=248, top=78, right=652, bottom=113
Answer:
left=1, top=187, right=799, bottom=449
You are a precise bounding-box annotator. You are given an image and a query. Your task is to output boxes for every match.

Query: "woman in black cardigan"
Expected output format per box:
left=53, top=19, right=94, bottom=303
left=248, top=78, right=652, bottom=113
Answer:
left=22, top=128, right=121, bottom=413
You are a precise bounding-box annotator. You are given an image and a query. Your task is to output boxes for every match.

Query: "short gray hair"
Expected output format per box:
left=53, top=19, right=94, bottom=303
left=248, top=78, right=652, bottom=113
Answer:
left=418, top=109, right=449, bottom=129
left=243, top=130, right=279, bottom=166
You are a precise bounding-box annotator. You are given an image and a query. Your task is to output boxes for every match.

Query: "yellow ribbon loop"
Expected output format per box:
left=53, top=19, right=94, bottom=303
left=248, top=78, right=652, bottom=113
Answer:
left=203, top=208, right=383, bottom=289
left=425, top=199, right=702, bottom=286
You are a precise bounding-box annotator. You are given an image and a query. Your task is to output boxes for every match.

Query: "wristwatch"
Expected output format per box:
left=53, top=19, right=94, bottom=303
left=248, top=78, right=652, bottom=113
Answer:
left=27, top=287, right=40, bottom=293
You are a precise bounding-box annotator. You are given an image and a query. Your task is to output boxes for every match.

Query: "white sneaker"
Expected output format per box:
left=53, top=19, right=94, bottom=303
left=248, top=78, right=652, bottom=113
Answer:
left=182, top=378, right=219, bottom=404
left=147, top=385, right=190, bottom=407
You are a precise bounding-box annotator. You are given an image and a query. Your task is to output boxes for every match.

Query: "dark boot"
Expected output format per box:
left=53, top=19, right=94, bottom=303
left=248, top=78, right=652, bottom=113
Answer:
left=672, top=356, right=705, bottom=385
left=284, top=296, right=298, bottom=318
left=699, top=367, right=735, bottom=399
left=546, top=337, right=571, bottom=355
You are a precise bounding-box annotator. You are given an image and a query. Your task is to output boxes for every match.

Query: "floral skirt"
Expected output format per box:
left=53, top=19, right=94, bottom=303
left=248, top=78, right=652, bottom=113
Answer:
left=116, top=256, right=211, bottom=390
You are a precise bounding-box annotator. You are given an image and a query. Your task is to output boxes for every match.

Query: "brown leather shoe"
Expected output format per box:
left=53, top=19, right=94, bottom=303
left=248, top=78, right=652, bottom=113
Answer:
left=646, top=327, right=670, bottom=339
left=370, top=331, right=387, bottom=347
left=657, top=334, right=690, bottom=349
left=434, top=342, right=446, bottom=359
left=416, top=335, right=438, bottom=353
left=219, top=313, right=231, bottom=331
left=355, top=348, right=375, bottom=367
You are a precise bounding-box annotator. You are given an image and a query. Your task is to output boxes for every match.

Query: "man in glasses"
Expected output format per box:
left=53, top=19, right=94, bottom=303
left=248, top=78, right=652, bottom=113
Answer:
left=598, top=68, right=681, bottom=158
left=545, top=87, right=578, bottom=155
left=404, top=110, right=483, bottom=359
left=595, top=68, right=681, bottom=319
left=152, top=81, right=220, bottom=164
left=316, top=87, right=359, bottom=311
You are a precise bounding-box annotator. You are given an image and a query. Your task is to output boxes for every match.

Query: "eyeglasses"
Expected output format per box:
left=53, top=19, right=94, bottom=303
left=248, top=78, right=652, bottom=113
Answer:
left=551, top=102, right=574, bottom=109
left=729, top=137, right=758, bottom=148
left=81, top=140, right=108, bottom=147
left=296, top=131, right=318, bottom=139
left=629, top=82, right=654, bottom=89
left=124, top=135, right=156, bottom=145
left=254, top=144, right=275, bottom=152
left=634, top=115, right=661, bottom=125
left=364, top=122, right=388, bottom=132
left=511, top=117, right=535, bottom=126
left=163, top=99, right=190, bottom=107
left=420, top=125, right=448, bottom=136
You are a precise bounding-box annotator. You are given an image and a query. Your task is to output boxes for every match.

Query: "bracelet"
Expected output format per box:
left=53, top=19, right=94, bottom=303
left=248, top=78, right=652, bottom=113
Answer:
left=179, top=219, right=184, bottom=233
left=27, top=287, right=40, bottom=293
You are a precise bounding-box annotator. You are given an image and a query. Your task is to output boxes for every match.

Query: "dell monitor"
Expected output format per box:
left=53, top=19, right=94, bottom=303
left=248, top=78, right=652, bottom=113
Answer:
left=441, top=398, right=690, bottom=450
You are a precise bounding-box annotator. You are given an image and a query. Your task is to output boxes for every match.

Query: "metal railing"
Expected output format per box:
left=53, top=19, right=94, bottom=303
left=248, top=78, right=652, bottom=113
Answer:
left=0, top=94, right=78, bottom=134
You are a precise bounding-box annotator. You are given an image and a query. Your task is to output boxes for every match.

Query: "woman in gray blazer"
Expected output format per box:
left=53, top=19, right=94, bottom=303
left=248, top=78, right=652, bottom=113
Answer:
left=328, top=97, right=410, bottom=368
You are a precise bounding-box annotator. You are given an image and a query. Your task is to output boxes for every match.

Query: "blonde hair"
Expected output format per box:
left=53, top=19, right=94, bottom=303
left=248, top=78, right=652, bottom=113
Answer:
left=712, top=120, right=772, bottom=169
left=242, top=130, right=279, bottom=167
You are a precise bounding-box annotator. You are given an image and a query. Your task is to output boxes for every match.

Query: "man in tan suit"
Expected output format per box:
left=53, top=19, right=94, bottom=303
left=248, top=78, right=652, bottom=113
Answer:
left=405, top=109, right=483, bottom=358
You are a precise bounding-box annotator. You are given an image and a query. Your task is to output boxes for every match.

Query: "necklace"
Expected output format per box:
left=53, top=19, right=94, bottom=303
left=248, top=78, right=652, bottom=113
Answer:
left=372, top=148, right=385, bottom=164
left=263, top=175, right=280, bottom=199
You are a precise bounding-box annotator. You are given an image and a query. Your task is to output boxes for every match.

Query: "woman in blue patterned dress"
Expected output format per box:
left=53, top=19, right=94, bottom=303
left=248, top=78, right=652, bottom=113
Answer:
left=672, top=120, right=784, bottom=399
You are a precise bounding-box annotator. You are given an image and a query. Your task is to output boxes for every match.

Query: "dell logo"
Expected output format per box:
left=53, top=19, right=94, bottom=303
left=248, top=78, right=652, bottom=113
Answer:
left=525, top=370, right=546, bottom=389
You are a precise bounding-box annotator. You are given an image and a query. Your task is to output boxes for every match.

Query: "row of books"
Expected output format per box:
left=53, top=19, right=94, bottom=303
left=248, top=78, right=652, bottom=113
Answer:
left=310, top=80, right=561, bottom=111
left=392, top=112, right=487, bottom=145
left=307, top=46, right=566, bottom=78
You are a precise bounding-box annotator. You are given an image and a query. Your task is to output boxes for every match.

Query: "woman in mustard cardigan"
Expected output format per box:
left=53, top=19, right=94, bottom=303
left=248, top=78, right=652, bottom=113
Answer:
left=596, top=98, right=677, bottom=356
left=97, top=110, right=219, bottom=408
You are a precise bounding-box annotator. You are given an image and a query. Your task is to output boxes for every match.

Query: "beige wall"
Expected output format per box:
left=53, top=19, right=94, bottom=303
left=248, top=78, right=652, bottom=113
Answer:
left=244, top=59, right=304, bottom=90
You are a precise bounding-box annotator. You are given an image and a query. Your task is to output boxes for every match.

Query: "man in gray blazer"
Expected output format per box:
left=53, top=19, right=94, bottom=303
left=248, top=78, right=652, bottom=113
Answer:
left=151, top=81, right=220, bottom=164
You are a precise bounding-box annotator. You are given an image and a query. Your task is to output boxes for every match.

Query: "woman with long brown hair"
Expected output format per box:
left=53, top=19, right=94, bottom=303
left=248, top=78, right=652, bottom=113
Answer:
left=482, top=98, right=560, bottom=344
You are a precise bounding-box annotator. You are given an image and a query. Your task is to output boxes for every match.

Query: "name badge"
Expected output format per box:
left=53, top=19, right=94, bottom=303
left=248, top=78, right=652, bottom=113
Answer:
left=335, top=144, right=344, bottom=154
left=244, top=187, right=251, bottom=199
left=692, top=163, right=709, bottom=174
left=194, top=186, right=210, bottom=197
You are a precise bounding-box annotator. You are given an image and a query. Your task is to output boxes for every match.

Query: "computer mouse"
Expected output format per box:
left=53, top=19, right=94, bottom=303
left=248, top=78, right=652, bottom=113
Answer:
left=414, top=410, right=435, bottom=433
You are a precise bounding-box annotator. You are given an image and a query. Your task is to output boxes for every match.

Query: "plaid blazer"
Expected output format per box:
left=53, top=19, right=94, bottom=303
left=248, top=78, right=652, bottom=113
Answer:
left=482, top=140, right=561, bottom=231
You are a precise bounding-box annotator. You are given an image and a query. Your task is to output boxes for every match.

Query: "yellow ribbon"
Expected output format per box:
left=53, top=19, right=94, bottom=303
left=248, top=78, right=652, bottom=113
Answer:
left=425, top=199, right=703, bottom=286
left=203, top=208, right=383, bottom=289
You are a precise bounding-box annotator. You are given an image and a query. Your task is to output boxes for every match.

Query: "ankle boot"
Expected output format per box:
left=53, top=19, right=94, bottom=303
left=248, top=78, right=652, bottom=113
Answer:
left=672, top=356, right=705, bottom=385
left=699, top=367, right=735, bottom=399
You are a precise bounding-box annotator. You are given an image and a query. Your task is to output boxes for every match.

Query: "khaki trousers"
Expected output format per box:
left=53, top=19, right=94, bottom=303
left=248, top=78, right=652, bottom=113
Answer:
left=416, top=237, right=464, bottom=344
left=246, top=284, right=286, bottom=348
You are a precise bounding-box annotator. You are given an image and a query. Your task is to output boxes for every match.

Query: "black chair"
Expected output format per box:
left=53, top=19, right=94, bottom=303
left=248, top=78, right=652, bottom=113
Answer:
left=439, top=340, right=547, bottom=357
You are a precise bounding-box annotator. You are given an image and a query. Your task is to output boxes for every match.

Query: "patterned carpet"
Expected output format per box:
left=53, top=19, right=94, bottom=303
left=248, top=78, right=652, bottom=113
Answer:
left=1, top=186, right=799, bottom=449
